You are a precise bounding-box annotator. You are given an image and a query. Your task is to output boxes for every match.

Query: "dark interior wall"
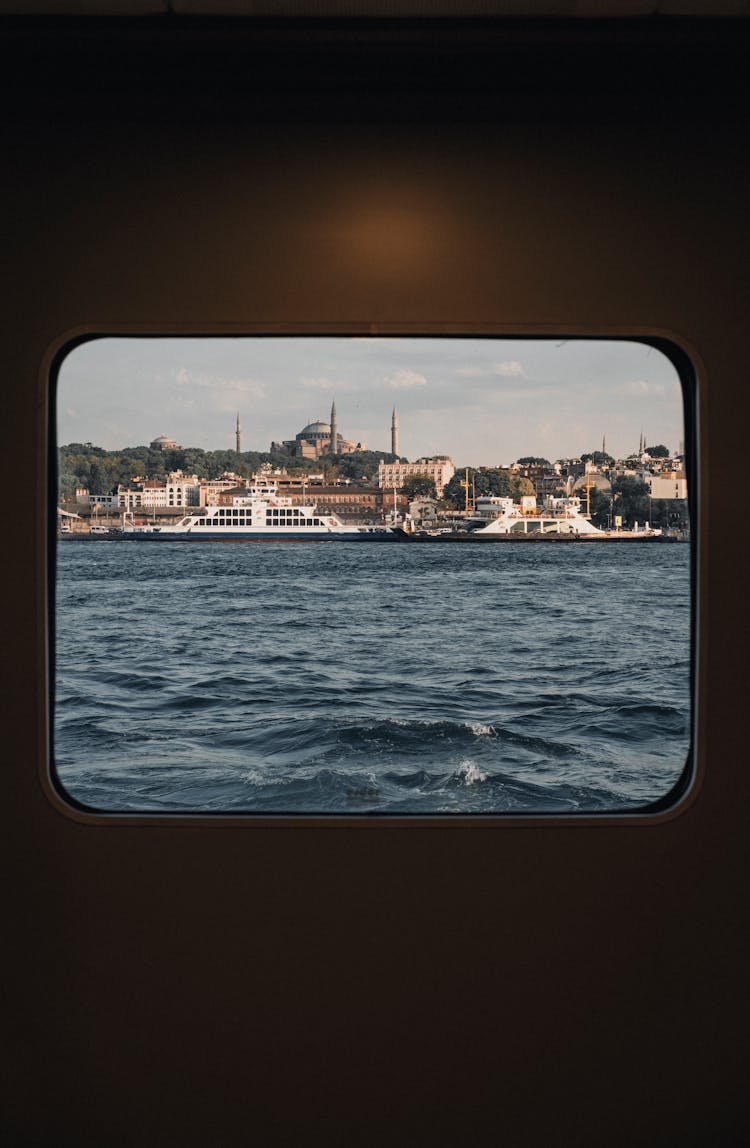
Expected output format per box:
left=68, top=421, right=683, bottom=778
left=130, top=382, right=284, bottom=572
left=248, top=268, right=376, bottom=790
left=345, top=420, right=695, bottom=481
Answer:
left=2, top=20, right=748, bottom=1146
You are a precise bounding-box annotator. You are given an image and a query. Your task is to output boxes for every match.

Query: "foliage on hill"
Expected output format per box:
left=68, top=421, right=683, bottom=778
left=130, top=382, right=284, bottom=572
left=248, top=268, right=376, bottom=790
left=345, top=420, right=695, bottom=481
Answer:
left=580, top=451, right=615, bottom=466
left=645, top=444, right=670, bottom=458
left=441, top=468, right=535, bottom=509
left=320, top=450, right=400, bottom=483
left=401, top=475, right=437, bottom=500
left=57, top=443, right=400, bottom=498
left=514, top=456, right=550, bottom=466
left=588, top=477, right=688, bottom=530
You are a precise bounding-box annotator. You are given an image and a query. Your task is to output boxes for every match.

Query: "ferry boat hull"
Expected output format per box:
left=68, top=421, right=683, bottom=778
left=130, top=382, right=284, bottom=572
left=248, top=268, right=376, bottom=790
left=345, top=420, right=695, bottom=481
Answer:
left=120, top=476, right=399, bottom=542
left=395, top=528, right=668, bottom=543
left=122, top=528, right=397, bottom=542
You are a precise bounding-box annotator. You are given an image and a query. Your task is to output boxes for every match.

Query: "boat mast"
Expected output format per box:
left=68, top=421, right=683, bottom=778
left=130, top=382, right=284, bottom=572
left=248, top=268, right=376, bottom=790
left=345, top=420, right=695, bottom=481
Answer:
left=582, top=477, right=593, bottom=518
left=461, top=468, right=471, bottom=516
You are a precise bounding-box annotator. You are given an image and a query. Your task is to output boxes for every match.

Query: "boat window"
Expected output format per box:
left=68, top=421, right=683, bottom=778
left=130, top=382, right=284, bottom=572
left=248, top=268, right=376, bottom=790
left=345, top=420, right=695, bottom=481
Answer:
left=51, top=335, right=695, bottom=818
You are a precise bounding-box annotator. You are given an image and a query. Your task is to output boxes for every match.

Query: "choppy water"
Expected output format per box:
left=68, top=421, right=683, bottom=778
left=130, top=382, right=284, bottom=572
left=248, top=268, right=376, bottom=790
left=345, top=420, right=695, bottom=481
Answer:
left=53, top=540, right=692, bottom=815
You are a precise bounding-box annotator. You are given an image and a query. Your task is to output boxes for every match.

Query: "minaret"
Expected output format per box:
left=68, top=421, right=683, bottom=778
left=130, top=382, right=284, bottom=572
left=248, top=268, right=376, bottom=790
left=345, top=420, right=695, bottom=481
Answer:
left=330, top=400, right=338, bottom=455
left=602, top=434, right=606, bottom=456
left=391, top=406, right=399, bottom=457
left=235, top=411, right=241, bottom=454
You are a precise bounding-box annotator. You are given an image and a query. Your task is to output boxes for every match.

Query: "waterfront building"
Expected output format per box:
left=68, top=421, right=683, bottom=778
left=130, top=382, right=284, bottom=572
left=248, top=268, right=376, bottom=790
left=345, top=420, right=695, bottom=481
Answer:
left=117, top=478, right=168, bottom=510
left=512, top=461, right=565, bottom=499
left=217, top=485, right=250, bottom=505
left=117, top=475, right=199, bottom=511
left=166, top=471, right=201, bottom=507
left=72, top=490, right=119, bottom=510
left=646, top=471, right=688, bottom=499
left=377, top=456, right=455, bottom=497
left=199, top=473, right=249, bottom=506
left=89, top=493, right=118, bottom=510
left=552, top=457, right=586, bottom=485
left=287, top=484, right=406, bottom=522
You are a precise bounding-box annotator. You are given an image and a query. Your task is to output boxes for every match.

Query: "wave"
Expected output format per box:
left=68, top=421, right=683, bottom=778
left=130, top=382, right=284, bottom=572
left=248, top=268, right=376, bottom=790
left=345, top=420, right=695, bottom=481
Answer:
left=59, top=757, right=639, bottom=815
left=54, top=541, right=692, bottom=813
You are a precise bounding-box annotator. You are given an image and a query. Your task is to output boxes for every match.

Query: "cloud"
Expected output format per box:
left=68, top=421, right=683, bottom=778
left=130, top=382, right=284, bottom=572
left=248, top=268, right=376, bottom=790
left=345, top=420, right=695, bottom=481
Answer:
left=493, top=360, right=524, bottom=377
left=300, top=376, right=336, bottom=390
left=456, top=360, right=524, bottom=378
left=222, top=378, right=266, bottom=396
left=382, top=369, right=427, bottom=390
left=619, top=379, right=666, bottom=397
left=172, top=367, right=266, bottom=399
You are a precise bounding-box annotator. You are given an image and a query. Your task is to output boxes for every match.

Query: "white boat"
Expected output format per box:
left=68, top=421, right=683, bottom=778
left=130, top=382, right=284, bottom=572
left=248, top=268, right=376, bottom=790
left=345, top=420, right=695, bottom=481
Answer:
left=470, top=494, right=606, bottom=536
left=121, top=477, right=396, bottom=542
left=398, top=494, right=663, bottom=542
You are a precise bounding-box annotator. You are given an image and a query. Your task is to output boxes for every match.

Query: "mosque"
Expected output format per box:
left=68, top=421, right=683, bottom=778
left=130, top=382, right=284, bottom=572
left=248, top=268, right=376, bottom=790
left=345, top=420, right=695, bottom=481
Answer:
left=271, top=402, right=365, bottom=460
left=149, top=433, right=180, bottom=452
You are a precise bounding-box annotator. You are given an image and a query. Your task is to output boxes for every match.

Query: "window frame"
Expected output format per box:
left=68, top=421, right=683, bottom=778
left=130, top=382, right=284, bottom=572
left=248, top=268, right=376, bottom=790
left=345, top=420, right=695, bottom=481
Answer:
left=41, top=323, right=703, bottom=827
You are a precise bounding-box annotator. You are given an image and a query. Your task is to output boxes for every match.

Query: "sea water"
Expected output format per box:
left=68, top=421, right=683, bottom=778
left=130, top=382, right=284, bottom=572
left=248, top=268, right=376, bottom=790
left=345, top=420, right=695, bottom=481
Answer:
left=53, top=540, right=692, bottom=814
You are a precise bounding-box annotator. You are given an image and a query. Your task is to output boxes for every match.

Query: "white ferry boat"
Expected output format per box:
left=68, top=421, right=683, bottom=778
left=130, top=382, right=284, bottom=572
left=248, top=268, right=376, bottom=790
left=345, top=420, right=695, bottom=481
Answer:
left=470, top=494, right=606, bottom=536
left=121, top=478, right=396, bottom=542
left=399, top=494, right=663, bottom=542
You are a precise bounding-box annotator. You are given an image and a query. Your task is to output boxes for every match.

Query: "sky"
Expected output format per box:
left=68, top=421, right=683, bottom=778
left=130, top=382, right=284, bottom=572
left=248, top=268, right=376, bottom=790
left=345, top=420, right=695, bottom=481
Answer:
left=56, top=336, right=685, bottom=466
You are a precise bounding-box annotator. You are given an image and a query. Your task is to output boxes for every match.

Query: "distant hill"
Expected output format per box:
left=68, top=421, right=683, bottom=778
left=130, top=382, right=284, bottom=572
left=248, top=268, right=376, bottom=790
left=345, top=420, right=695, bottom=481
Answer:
left=57, top=443, right=400, bottom=497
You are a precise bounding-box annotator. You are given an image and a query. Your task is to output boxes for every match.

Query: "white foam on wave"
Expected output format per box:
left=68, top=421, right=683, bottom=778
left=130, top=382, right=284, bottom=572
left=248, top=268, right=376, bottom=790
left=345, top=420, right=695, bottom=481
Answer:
left=456, top=759, right=489, bottom=785
left=470, top=722, right=496, bottom=738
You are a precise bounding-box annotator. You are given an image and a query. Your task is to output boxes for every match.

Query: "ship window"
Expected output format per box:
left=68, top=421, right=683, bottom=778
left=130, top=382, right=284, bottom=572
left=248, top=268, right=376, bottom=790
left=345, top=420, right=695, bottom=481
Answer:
left=51, top=335, right=696, bottom=818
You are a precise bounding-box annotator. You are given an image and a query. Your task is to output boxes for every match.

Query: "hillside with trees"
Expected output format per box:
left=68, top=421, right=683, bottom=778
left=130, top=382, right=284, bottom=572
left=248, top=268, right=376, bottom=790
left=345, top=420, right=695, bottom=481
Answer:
left=441, top=468, right=535, bottom=509
left=587, top=477, right=688, bottom=531
left=580, top=451, right=614, bottom=467
left=645, top=444, right=670, bottom=458
left=57, top=443, right=401, bottom=498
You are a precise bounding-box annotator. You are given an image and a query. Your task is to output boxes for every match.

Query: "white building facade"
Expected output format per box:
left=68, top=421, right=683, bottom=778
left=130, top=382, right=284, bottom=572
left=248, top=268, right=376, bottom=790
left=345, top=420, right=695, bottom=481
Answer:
left=646, top=472, right=688, bottom=499
left=377, top=456, right=455, bottom=497
left=166, top=471, right=200, bottom=507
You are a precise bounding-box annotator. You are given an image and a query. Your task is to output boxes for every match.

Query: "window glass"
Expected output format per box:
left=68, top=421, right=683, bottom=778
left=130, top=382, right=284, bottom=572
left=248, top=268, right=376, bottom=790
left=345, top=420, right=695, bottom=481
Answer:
left=53, top=336, right=693, bottom=815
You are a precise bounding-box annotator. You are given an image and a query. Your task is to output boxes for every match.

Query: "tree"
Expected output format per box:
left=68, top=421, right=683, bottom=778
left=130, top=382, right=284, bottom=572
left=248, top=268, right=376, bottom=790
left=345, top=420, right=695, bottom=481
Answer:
left=584, top=484, right=670, bottom=530
left=56, top=440, right=404, bottom=502
left=580, top=451, right=614, bottom=467
left=650, top=498, right=689, bottom=532
left=611, top=477, right=651, bottom=527
left=515, top=456, right=550, bottom=467
left=441, top=468, right=534, bottom=509
left=587, top=487, right=612, bottom=529
left=324, top=450, right=399, bottom=483
left=402, top=475, right=437, bottom=500
left=322, top=461, right=341, bottom=485
left=645, top=444, right=670, bottom=459
left=88, top=457, right=120, bottom=495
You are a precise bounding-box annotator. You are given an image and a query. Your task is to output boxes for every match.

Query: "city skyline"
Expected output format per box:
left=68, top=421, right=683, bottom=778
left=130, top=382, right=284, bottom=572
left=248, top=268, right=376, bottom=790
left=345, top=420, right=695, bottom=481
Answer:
left=56, top=336, right=685, bottom=466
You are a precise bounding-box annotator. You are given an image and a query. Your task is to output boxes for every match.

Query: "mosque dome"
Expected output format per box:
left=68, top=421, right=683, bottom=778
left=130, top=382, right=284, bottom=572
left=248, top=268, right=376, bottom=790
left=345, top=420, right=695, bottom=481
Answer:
left=297, top=420, right=331, bottom=438
left=573, top=471, right=612, bottom=494
left=149, top=433, right=178, bottom=451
